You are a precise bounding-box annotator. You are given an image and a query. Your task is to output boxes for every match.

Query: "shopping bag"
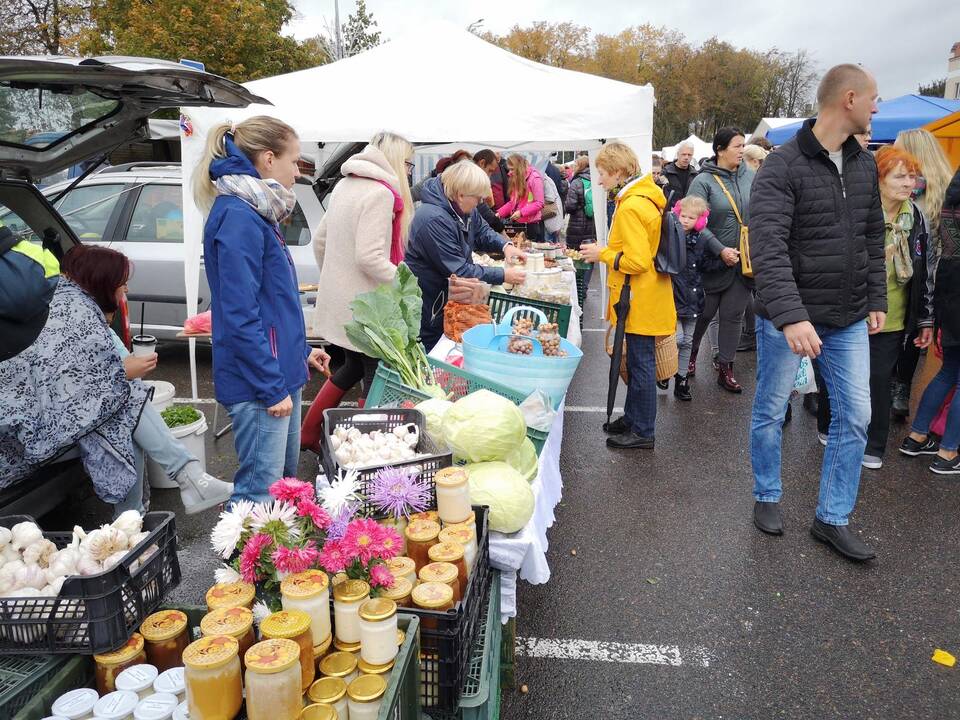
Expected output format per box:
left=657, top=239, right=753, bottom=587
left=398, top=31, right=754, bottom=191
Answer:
left=793, top=356, right=817, bottom=394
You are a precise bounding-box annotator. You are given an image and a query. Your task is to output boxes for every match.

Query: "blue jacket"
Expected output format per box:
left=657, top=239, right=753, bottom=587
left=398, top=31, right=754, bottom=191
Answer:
left=203, top=139, right=309, bottom=407
left=404, top=177, right=507, bottom=349
left=0, top=226, right=60, bottom=361
left=672, top=228, right=719, bottom=318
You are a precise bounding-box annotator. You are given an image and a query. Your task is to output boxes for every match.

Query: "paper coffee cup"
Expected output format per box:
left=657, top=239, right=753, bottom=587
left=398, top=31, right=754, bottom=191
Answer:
left=131, top=334, right=157, bottom=357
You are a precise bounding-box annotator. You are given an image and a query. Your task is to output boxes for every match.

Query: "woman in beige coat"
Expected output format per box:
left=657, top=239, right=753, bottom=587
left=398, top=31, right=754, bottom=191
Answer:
left=300, top=132, right=415, bottom=452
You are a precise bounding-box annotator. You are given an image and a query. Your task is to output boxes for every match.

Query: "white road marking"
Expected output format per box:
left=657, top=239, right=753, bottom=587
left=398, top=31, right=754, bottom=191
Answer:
left=517, top=637, right=711, bottom=667
left=581, top=328, right=608, bottom=333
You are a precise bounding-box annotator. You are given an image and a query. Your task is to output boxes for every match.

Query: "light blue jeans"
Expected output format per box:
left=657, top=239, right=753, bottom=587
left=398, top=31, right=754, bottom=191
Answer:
left=751, top=316, right=871, bottom=525
left=226, top=388, right=302, bottom=504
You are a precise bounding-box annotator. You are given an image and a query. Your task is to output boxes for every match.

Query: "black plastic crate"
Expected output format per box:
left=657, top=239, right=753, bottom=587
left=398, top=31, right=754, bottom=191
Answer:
left=0, top=512, right=180, bottom=654
left=321, top=407, right=452, bottom=514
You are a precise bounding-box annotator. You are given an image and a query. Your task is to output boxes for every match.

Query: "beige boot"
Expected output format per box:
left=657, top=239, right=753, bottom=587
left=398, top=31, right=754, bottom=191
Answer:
left=174, top=461, right=232, bottom=515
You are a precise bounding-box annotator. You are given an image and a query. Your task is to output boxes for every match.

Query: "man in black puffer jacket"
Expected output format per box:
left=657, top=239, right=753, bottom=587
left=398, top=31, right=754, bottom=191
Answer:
left=748, top=64, right=885, bottom=562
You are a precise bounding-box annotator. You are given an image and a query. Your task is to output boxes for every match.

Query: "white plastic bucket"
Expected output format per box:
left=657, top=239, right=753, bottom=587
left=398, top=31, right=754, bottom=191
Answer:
left=144, top=380, right=175, bottom=412
left=147, top=408, right=208, bottom=490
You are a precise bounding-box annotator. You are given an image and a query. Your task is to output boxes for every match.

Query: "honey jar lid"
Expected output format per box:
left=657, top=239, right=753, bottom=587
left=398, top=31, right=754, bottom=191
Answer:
left=439, top=525, right=475, bottom=545
left=418, top=561, right=458, bottom=585
left=301, top=704, right=338, bottom=720
left=245, top=638, right=301, bottom=674
left=200, top=606, right=253, bottom=638
left=358, top=597, right=397, bottom=622
left=435, top=467, right=468, bottom=487
left=280, top=569, right=329, bottom=599
left=428, top=542, right=464, bottom=563
left=334, top=638, right=361, bottom=654
left=205, top=581, right=255, bottom=609
left=319, top=650, right=358, bottom=678
left=181, top=635, right=239, bottom=670
left=94, top=633, right=144, bottom=665
left=405, top=519, right=440, bottom=542
left=380, top=576, right=413, bottom=602
left=260, top=609, right=312, bottom=639
left=357, top=657, right=396, bottom=675
left=397, top=629, right=406, bottom=646
left=346, top=674, right=387, bottom=703
left=442, top=511, right=475, bottom=528
left=386, top=556, right=416, bottom=577
left=312, top=632, right=333, bottom=658
left=412, top=581, right=454, bottom=609
left=332, top=578, right=370, bottom=603
left=140, top=610, right=188, bottom=642
left=115, top=663, right=158, bottom=692
left=308, top=675, right=347, bottom=704
left=407, top=510, right=439, bottom=524
left=331, top=572, right=348, bottom=587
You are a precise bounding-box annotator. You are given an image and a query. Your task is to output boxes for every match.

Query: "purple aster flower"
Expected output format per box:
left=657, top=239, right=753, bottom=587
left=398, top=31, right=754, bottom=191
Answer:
left=369, top=465, right=432, bottom=520
left=327, top=503, right=359, bottom=540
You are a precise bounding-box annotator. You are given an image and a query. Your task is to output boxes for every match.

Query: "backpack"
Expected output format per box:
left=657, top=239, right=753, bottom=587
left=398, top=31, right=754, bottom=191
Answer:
left=646, top=190, right=686, bottom=275
left=582, top=178, right=594, bottom=219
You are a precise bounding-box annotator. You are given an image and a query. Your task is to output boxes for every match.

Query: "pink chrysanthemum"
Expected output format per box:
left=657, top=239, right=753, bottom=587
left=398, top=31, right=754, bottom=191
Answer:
left=376, top=525, right=403, bottom=561
left=272, top=541, right=319, bottom=575
left=369, top=563, right=395, bottom=589
left=269, top=477, right=315, bottom=504
left=239, top=533, right=272, bottom=583
left=296, top=498, right=331, bottom=531
left=318, top=539, right=347, bottom=574
left=341, top=518, right=384, bottom=565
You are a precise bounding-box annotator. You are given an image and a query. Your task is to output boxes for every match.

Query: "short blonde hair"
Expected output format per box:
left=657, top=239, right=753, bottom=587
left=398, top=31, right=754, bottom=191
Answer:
left=677, top=195, right=708, bottom=216
left=742, top=145, right=769, bottom=164
left=441, top=160, right=491, bottom=199
left=596, top=142, right=639, bottom=179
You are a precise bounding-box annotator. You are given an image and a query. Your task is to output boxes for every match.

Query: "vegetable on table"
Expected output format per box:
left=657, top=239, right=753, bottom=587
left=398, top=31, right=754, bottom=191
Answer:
left=464, top=461, right=535, bottom=533
left=441, top=389, right=527, bottom=463
left=415, top=398, right=454, bottom=446
left=329, top=423, right=426, bottom=469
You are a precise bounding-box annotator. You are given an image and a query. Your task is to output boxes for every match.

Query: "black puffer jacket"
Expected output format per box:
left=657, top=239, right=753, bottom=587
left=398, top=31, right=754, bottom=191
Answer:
left=564, top=170, right=596, bottom=247
left=662, top=161, right=698, bottom=199
left=935, top=167, right=960, bottom=345
left=750, top=119, right=885, bottom=329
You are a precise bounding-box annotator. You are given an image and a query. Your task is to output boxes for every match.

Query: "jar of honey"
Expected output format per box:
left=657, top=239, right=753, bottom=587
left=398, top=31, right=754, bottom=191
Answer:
left=204, top=581, right=255, bottom=611
left=94, top=633, right=147, bottom=695
left=199, top=607, right=255, bottom=673
left=332, top=579, right=370, bottom=645
left=312, top=632, right=333, bottom=673
left=307, top=676, right=348, bottom=720
left=438, top=524, right=477, bottom=575
left=140, top=611, right=189, bottom=673
left=244, top=639, right=303, bottom=720
left=357, top=656, right=395, bottom=677
left=411, top=582, right=454, bottom=631
left=333, top=638, right=361, bottom=655
left=357, top=598, right=398, bottom=666
left=300, top=704, right=337, bottom=720
left=182, top=636, right=242, bottom=720
left=280, top=570, right=331, bottom=653
left=442, top=510, right=475, bottom=532
left=404, top=519, right=440, bottom=572
left=408, top=510, right=439, bottom=524
left=385, top=557, right=417, bottom=587
left=260, top=609, right=315, bottom=692
left=92, top=690, right=138, bottom=720
left=418, top=562, right=461, bottom=603
left=318, top=650, right=359, bottom=685
left=427, top=542, right=468, bottom=597
left=379, top=576, right=413, bottom=608
left=435, top=468, right=471, bottom=525
left=115, top=664, right=158, bottom=701
left=346, top=674, right=387, bottom=720
left=153, top=667, right=185, bottom=701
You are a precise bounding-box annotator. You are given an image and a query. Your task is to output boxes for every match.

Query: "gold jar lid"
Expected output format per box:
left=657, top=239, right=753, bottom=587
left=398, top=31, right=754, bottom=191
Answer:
left=308, top=675, right=347, bottom=704
left=428, top=542, right=465, bottom=564
left=200, top=606, right=253, bottom=639
left=419, top=561, right=458, bottom=586
left=332, top=578, right=370, bottom=603
left=94, top=633, right=144, bottom=665
left=301, top=704, right=338, bottom=720
left=380, top=577, right=413, bottom=603
left=397, top=629, right=405, bottom=646
left=281, top=569, right=330, bottom=599
left=334, top=638, right=361, bottom=654
left=405, top=519, right=440, bottom=543
left=386, top=557, right=416, bottom=578
left=205, top=581, right=255, bottom=610
left=408, top=510, right=439, bottom=524
left=245, top=638, right=301, bottom=674
left=140, top=610, right=187, bottom=642
left=442, top=511, right=475, bottom=528
left=319, top=651, right=358, bottom=679
left=182, top=635, right=239, bottom=670
left=358, top=598, right=397, bottom=622
left=435, top=467, right=468, bottom=488
left=357, top=657, right=396, bottom=675
left=261, top=609, right=312, bottom=639
left=412, top=581, right=454, bottom=609
left=347, top=674, right=387, bottom=703
left=331, top=572, right=348, bottom=587
left=439, top=525, right=474, bottom=546
left=313, top=632, right=333, bottom=659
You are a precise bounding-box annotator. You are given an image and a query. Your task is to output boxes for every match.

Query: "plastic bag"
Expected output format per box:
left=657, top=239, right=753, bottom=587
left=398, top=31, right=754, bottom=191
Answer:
left=519, top=390, right=555, bottom=432
left=794, top=356, right=817, bottom=394
left=183, top=310, right=212, bottom=335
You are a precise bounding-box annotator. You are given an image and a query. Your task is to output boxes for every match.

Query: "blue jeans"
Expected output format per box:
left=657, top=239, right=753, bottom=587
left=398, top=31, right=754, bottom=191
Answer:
left=751, top=316, right=871, bottom=525
left=226, top=388, right=302, bottom=504
left=623, top=334, right=657, bottom=437
left=912, top=345, right=960, bottom=451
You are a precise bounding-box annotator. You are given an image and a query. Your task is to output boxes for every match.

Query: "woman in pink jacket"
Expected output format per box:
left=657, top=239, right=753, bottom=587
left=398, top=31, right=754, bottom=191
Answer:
left=497, top=154, right=546, bottom=241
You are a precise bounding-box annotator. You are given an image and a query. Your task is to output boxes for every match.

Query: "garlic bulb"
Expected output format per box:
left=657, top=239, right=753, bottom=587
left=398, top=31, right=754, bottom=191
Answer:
left=22, top=539, right=57, bottom=568
left=128, top=531, right=150, bottom=548
left=0, top=526, right=11, bottom=549
left=81, top=526, right=127, bottom=562
left=111, top=510, right=143, bottom=539
left=102, top=550, right=127, bottom=571
left=76, top=556, right=102, bottom=576
left=11, top=522, right=42, bottom=551
left=14, top=564, right=47, bottom=591
left=0, top=560, right=24, bottom=590
left=1, top=545, right=18, bottom=563
left=45, top=576, right=66, bottom=596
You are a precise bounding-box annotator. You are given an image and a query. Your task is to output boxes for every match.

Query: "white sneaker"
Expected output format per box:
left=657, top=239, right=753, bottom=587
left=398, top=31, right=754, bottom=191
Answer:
left=817, top=432, right=828, bottom=447
left=862, top=455, right=883, bottom=470
left=174, top=463, right=233, bottom=515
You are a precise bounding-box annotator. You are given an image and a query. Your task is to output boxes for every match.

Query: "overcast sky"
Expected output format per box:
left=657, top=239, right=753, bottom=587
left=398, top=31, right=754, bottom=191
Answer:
left=291, top=0, right=959, bottom=99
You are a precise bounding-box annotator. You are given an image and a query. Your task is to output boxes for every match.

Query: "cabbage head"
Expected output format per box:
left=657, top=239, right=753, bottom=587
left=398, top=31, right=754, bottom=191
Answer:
left=441, top=390, right=526, bottom=463
left=416, top=398, right=453, bottom=446
left=505, top=438, right=538, bottom=482
left=465, top=461, right=534, bottom=533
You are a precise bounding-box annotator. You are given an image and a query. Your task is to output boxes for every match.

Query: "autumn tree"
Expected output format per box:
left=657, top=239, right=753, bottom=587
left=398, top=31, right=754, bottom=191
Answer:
left=0, top=0, right=93, bottom=55
left=482, top=21, right=592, bottom=70
left=342, top=0, right=381, bottom=57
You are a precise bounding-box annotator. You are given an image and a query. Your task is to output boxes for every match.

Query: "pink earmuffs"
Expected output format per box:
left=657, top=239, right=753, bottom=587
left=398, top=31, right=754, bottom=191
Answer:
left=671, top=201, right=709, bottom=231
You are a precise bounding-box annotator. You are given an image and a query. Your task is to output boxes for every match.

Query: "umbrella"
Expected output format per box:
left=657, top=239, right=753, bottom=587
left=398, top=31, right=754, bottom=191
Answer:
left=605, top=254, right=631, bottom=430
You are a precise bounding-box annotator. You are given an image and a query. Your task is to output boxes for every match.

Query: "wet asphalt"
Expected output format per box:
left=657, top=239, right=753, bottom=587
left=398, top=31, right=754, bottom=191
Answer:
left=49, top=275, right=960, bottom=719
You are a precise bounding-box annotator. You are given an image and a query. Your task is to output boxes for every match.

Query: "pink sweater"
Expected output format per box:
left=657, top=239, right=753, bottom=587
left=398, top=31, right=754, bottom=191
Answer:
left=497, top=166, right=545, bottom=222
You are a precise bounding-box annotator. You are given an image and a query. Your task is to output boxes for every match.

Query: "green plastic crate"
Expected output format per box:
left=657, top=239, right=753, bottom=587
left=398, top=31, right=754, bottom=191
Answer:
left=574, top=264, right=591, bottom=308
left=365, top=360, right=548, bottom=454
left=8, top=655, right=91, bottom=720
left=380, top=614, right=422, bottom=720
left=487, top=291, right=572, bottom=338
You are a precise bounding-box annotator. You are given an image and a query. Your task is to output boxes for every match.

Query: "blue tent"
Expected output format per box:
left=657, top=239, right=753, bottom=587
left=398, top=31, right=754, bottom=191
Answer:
left=766, top=95, right=960, bottom=145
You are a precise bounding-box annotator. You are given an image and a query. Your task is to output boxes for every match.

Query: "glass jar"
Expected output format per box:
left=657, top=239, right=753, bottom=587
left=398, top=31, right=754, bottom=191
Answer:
left=52, top=688, right=100, bottom=720
left=319, top=650, right=359, bottom=685
left=140, top=611, right=189, bottom=673
left=404, top=520, right=440, bottom=572
left=259, top=610, right=315, bottom=692
left=280, top=569, right=332, bottom=653
left=332, top=579, right=370, bottom=645
left=407, top=510, right=439, bottom=524
left=153, top=667, right=185, bottom=701
left=441, top=510, right=475, bottom=532
left=94, top=634, right=148, bottom=696
left=116, top=665, right=159, bottom=701
left=300, top=705, right=337, bottom=720
left=418, top=562, right=461, bottom=603
left=92, top=690, right=139, bottom=720
left=385, top=557, right=417, bottom=587
left=411, top=582, right=454, bottom=631
left=380, top=576, right=413, bottom=608
left=346, top=674, right=386, bottom=720
left=172, top=701, right=189, bottom=720
left=357, top=656, right=395, bottom=678
left=312, top=632, right=333, bottom=673
left=434, top=468, right=471, bottom=525
left=397, top=629, right=406, bottom=648
left=244, top=639, right=303, bottom=720
left=307, top=676, right=348, bottom=720
left=204, top=581, right=255, bottom=611
left=357, top=598, right=398, bottom=666
left=427, top=542, right=468, bottom=598
left=333, top=638, right=361, bottom=655
left=182, top=635, right=242, bottom=720
left=133, top=693, right=179, bottom=720
left=200, top=607, right=255, bottom=673
left=438, top=525, right=477, bottom=575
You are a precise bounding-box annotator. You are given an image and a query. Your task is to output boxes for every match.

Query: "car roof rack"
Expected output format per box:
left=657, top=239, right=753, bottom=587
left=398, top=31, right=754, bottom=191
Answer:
left=97, top=162, right=182, bottom=174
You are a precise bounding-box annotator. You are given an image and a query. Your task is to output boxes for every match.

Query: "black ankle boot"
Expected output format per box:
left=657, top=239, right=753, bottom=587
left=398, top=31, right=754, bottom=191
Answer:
left=673, top=374, right=692, bottom=401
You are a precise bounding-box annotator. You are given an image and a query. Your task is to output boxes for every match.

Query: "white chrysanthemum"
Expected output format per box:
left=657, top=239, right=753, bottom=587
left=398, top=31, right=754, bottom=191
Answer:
left=249, top=500, right=299, bottom=538
left=252, top=601, right=272, bottom=625
left=319, top=468, right=363, bottom=517
left=214, top=564, right=242, bottom=585
left=210, top=502, right=254, bottom=559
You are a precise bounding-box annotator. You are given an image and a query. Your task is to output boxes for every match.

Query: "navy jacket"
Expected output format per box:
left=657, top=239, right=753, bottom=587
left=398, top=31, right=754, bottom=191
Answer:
left=203, top=139, right=309, bottom=407
left=672, top=228, right=718, bottom=318
left=405, top=177, right=507, bottom=349
left=0, top=227, right=59, bottom=361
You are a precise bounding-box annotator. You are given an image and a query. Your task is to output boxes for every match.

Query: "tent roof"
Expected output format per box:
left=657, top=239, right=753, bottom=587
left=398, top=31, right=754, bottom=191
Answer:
left=751, top=117, right=806, bottom=139
left=767, top=95, right=960, bottom=145
left=661, top=134, right=712, bottom=161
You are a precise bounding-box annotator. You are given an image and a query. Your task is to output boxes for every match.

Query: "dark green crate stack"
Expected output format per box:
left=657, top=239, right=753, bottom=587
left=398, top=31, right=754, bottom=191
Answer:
left=4, top=654, right=93, bottom=720
left=487, top=292, right=572, bottom=338
left=573, top=261, right=592, bottom=309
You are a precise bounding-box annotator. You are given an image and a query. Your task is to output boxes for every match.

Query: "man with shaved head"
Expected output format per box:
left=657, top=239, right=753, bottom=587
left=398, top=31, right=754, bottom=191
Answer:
left=747, top=64, right=884, bottom=562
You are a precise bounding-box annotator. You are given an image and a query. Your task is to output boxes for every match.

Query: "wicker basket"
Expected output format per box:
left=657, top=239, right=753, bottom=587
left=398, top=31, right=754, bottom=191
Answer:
left=655, top=334, right=679, bottom=382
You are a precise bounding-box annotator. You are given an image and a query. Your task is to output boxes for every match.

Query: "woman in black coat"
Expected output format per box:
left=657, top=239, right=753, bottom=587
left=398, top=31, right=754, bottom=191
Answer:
left=564, top=156, right=595, bottom=249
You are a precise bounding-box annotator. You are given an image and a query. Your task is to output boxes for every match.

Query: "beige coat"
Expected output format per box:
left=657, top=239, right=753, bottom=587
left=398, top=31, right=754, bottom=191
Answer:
left=312, top=145, right=399, bottom=351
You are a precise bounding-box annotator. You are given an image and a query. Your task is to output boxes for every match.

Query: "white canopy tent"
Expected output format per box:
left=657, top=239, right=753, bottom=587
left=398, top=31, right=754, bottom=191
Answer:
left=660, top=134, right=712, bottom=162
left=751, top=117, right=806, bottom=140
left=179, top=22, right=654, bottom=397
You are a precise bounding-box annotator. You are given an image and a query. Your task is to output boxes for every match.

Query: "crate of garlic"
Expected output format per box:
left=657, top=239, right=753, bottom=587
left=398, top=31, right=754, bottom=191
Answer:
left=0, top=511, right=180, bottom=654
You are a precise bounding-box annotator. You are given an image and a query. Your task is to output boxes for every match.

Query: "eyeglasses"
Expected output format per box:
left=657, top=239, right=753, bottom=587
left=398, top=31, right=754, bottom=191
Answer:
left=405, top=160, right=415, bottom=170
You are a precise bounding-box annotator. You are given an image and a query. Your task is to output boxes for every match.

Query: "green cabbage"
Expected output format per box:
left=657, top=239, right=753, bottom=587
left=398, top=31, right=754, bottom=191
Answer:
left=505, top=438, right=538, bottom=482
left=416, top=398, right=454, bottom=446
left=441, top=390, right=526, bottom=463
left=465, top=461, right=534, bottom=533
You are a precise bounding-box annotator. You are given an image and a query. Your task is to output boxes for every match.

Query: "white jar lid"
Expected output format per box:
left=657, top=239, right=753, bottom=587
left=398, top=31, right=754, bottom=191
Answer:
left=116, top=664, right=158, bottom=693
left=152, top=667, right=185, bottom=695
left=93, top=690, right=139, bottom=719
left=40, top=716, right=70, bottom=720
left=172, top=700, right=190, bottom=720
left=133, top=692, right=179, bottom=720
left=52, top=688, right=100, bottom=719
